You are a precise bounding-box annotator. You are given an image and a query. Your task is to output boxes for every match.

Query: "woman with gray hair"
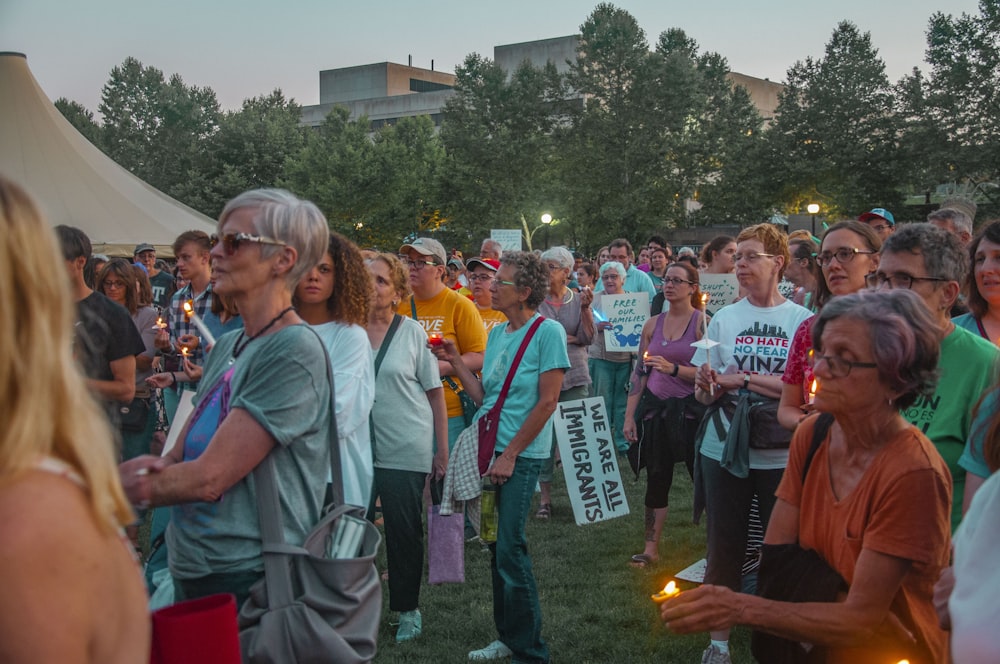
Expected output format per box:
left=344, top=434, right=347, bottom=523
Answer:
left=120, top=189, right=333, bottom=605
left=663, top=290, right=951, bottom=663
left=536, top=246, right=595, bottom=518
left=431, top=251, right=569, bottom=663
left=588, top=260, right=633, bottom=454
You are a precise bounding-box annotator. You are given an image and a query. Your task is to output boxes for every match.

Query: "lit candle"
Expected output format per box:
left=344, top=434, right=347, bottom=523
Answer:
left=153, top=316, right=167, bottom=330
left=808, top=379, right=818, bottom=404
left=182, top=300, right=216, bottom=348
left=180, top=346, right=190, bottom=359
left=651, top=580, right=681, bottom=603
left=428, top=332, right=444, bottom=347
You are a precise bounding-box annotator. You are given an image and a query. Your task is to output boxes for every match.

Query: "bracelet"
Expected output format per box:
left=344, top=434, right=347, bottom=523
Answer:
left=169, top=372, right=177, bottom=387
left=743, top=373, right=751, bottom=389
left=670, top=363, right=680, bottom=377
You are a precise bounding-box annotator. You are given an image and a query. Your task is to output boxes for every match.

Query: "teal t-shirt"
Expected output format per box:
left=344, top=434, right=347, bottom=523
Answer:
left=962, top=387, right=996, bottom=480
left=479, top=314, right=570, bottom=459
left=902, top=325, right=999, bottom=529
left=167, top=324, right=332, bottom=579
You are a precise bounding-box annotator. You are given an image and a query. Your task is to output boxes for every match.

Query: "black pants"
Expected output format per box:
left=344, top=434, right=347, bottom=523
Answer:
left=371, top=467, right=427, bottom=612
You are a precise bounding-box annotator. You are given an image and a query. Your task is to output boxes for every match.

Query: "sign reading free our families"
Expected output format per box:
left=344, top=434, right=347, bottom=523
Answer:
left=599, top=292, right=650, bottom=352
left=553, top=397, right=629, bottom=526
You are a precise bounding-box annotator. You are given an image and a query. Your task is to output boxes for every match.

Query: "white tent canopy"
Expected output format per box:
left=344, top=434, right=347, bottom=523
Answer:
left=0, top=52, right=216, bottom=256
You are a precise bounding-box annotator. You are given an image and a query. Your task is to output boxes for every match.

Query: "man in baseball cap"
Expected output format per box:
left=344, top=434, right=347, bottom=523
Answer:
left=134, top=242, right=175, bottom=308
left=399, top=237, right=447, bottom=268
left=858, top=208, right=896, bottom=241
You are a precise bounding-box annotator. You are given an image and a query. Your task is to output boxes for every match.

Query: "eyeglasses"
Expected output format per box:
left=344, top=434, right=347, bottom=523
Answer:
left=103, top=280, right=127, bottom=289
left=492, top=278, right=517, bottom=287
left=399, top=256, right=439, bottom=270
left=865, top=273, right=947, bottom=290
left=808, top=352, right=878, bottom=378
left=733, top=252, right=776, bottom=263
left=210, top=232, right=287, bottom=255
left=545, top=263, right=566, bottom=271
left=662, top=277, right=694, bottom=286
left=816, top=247, right=876, bottom=267
left=468, top=273, right=494, bottom=283
left=870, top=224, right=891, bottom=233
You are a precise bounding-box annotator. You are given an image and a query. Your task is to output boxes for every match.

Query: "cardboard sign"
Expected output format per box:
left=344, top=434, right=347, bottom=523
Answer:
left=490, top=229, right=522, bottom=253
left=698, top=273, right=739, bottom=316
left=600, top=292, right=650, bottom=352
left=553, top=397, right=630, bottom=525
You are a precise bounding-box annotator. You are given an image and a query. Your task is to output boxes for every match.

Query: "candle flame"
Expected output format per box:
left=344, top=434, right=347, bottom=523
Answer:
left=663, top=581, right=677, bottom=595
left=181, top=347, right=190, bottom=357
left=700, top=293, right=709, bottom=306
left=896, top=660, right=910, bottom=664
left=809, top=379, right=818, bottom=395
left=183, top=300, right=194, bottom=318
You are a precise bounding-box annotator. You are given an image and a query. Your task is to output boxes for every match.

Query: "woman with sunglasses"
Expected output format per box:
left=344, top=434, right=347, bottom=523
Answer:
left=96, top=259, right=159, bottom=461
left=663, top=290, right=951, bottom=664
left=691, top=223, right=812, bottom=663
left=120, top=189, right=334, bottom=606
left=623, top=262, right=705, bottom=568
left=777, top=221, right=881, bottom=431
left=293, top=231, right=375, bottom=509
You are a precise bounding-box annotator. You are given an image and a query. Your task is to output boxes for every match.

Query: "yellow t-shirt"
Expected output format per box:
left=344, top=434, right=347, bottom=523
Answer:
left=477, top=305, right=508, bottom=335
left=398, top=288, right=487, bottom=418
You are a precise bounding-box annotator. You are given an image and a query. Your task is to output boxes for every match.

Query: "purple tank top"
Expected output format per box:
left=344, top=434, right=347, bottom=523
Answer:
left=646, top=310, right=701, bottom=400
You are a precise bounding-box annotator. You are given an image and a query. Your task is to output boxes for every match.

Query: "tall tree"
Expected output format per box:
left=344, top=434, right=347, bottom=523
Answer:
left=54, top=98, right=103, bottom=147
left=439, top=53, right=564, bottom=248
left=767, top=22, right=903, bottom=217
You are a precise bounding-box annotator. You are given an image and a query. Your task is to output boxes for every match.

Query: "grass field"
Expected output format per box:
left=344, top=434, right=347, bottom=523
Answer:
left=372, top=464, right=753, bottom=663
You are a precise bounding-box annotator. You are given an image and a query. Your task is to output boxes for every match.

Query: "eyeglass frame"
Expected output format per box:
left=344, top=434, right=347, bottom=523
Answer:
left=733, top=251, right=777, bottom=263
left=210, top=232, right=287, bottom=255
left=815, top=247, right=877, bottom=267
left=865, top=272, right=947, bottom=290
left=398, top=256, right=440, bottom=270
left=808, top=352, right=878, bottom=378
left=467, top=273, right=495, bottom=283
left=661, top=276, right=694, bottom=286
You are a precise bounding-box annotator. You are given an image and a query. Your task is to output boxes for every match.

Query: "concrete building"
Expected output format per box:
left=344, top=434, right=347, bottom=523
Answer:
left=300, top=35, right=783, bottom=128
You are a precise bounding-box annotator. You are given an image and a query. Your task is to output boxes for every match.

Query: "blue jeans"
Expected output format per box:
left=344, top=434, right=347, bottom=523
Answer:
left=588, top=358, right=631, bottom=452
left=490, top=456, right=548, bottom=663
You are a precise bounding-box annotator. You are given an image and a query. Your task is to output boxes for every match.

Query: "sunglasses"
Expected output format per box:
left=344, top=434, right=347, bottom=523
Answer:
left=210, top=232, right=287, bottom=255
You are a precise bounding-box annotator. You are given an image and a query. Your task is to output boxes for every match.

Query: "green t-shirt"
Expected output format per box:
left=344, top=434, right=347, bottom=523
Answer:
left=901, top=325, right=999, bottom=529
left=167, top=324, right=332, bottom=579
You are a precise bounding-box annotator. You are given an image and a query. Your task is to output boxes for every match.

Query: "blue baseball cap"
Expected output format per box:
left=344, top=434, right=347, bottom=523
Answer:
left=858, top=208, right=895, bottom=226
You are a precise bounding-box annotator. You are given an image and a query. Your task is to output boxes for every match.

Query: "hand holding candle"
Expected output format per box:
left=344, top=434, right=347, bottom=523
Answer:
left=182, top=299, right=216, bottom=348
left=428, top=332, right=444, bottom=347
left=807, top=378, right=818, bottom=405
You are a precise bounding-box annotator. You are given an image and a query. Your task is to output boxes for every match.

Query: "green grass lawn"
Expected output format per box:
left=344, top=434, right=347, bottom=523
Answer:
left=373, top=466, right=752, bottom=663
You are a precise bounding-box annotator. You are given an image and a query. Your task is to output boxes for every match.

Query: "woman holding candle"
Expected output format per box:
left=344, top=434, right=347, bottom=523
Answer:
left=294, top=231, right=375, bottom=509
left=96, top=258, right=159, bottom=461
left=0, top=176, right=149, bottom=662
left=588, top=261, right=633, bottom=454
left=576, top=262, right=598, bottom=290
left=365, top=252, right=448, bottom=643
left=119, top=188, right=334, bottom=606
left=431, top=252, right=569, bottom=664
left=777, top=221, right=881, bottom=431
left=537, top=246, right=595, bottom=519
left=663, top=290, right=951, bottom=664
left=691, top=223, right=812, bottom=663
left=623, top=262, right=704, bottom=567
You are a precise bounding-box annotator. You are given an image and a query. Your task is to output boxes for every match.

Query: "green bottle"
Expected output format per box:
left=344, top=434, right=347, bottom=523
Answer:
left=480, top=478, right=498, bottom=543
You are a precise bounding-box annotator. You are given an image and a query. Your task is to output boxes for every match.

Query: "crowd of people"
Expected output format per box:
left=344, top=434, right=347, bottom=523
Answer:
left=1, top=169, right=998, bottom=664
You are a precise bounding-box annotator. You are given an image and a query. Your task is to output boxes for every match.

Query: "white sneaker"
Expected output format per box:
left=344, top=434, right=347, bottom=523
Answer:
left=469, top=639, right=513, bottom=661
left=701, top=644, right=732, bottom=664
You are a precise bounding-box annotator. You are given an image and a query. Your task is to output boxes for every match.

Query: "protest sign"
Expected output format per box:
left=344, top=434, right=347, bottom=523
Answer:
left=697, top=273, right=739, bottom=316
left=490, top=229, right=522, bottom=253
left=553, top=397, right=630, bottom=525
left=600, top=292, right=649, bottom=352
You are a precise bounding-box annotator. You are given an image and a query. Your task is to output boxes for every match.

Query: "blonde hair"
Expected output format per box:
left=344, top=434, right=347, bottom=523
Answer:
left=0, top=177, right=133, bottom=533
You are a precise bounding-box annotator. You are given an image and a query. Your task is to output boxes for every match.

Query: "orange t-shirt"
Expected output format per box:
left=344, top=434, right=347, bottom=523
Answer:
left=476, top=305, right=508, bottom=335
left=775, top=418, right=952, bottom=664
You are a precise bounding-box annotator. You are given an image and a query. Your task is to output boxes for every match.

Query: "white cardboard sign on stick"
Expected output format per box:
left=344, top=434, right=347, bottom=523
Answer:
left=553, top=397, right=630, bottom=525
left=697, top=273, right=739, bottom=317
left=490, top=229, right=522, bottom=253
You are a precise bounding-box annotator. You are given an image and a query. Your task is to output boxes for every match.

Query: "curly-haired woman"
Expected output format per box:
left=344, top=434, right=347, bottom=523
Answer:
left=294, top=231, right=375, bottom=508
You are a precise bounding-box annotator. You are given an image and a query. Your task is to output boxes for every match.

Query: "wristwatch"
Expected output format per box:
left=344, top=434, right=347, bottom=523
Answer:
left=670, top=363, right=680, bottom=377
left=743, top=373, right=751, bottom=389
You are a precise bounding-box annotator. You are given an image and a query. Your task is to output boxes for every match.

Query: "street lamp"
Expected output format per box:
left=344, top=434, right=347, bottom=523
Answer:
left=807, top=203, right=820, bottom=237
left=540, top=213, right=553, bottom=249
left=521, top=213, right=555, bottom=251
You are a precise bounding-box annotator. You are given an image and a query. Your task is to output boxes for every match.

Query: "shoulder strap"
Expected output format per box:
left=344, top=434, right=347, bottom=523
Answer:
left=410, top=296, right=418, bottom=321
left=801, top=413, right=834, bottom=483
left=374, top=314, right=403, bottom=378
left=493, top=316, right=545, bottom=411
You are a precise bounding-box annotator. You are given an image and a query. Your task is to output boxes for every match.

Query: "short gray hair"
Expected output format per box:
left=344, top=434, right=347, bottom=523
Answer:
left=928, top=207, right=973, bottom=237
left=600, top=261, right=626, bottom=279
left=540, top=246, right=574, bottom=269
left=881, top=222, right=968, bottom=283
left=481, top=238, right=503, bottom=258
left=501, top=251, right=548, bottom=309
left=219, top=189, right=330, bottom=290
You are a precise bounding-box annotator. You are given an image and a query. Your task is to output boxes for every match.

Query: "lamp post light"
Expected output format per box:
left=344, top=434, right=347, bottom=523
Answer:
left=522, top=213, right=555, bottom=251
left=807, top=203, right=820, bottom=237
left=540, top=213, right=552, bottom=250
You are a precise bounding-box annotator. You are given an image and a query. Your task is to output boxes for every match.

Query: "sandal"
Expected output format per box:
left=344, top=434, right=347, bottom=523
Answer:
left=535, top=503, right=551, bottom=520
left=629, top=553, right=657, bottom=568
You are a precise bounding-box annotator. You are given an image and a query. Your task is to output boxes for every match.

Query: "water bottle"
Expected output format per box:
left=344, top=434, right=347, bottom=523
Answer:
left=480, top=478, right=499, bottom=544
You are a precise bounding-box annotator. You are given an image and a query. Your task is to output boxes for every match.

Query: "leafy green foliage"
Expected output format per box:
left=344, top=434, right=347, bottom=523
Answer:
left=54, top=97, right=102, bottom=146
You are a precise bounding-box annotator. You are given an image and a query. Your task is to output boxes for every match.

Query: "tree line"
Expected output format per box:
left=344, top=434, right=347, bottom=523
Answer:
left=56, top=1, right=1000, bottom=253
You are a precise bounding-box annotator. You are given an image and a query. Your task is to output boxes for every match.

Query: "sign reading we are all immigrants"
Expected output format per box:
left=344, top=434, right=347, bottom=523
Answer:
left=553, top=397, right=629, bottom=526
